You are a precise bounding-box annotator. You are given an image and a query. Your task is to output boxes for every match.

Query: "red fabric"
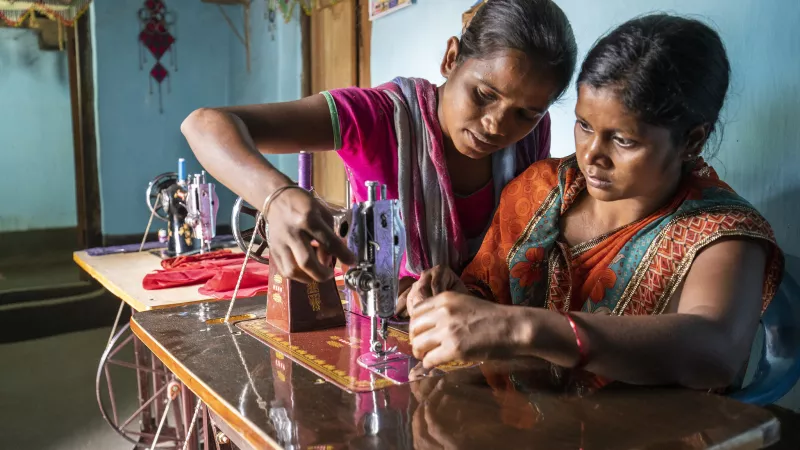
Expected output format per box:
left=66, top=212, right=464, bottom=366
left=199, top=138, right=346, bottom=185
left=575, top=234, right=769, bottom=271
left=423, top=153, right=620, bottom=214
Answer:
left=160, top=249, right=242, bottom=269
left=143, top=249, right=343, bottom=300
left=198, top=264, right=271, bottom=299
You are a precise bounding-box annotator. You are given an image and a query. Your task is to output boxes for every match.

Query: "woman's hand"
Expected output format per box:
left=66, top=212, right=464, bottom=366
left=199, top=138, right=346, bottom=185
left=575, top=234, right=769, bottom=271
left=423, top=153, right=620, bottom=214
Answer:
left=409, top=292, right=530, bottom=369
left=264, top=187, right=356, bottom=283
left=405, top=266, right=468, bottom=316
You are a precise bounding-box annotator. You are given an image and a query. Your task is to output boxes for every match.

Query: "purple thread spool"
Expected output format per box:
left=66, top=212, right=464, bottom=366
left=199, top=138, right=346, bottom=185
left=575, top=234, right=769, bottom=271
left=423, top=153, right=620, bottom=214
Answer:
left=298, top=152, right=312, bottom=190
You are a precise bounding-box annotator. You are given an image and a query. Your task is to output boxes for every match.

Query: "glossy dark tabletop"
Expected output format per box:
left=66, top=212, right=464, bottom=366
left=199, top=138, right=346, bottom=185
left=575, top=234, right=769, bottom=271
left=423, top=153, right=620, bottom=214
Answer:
left=132, top=297, right=779, bottom=450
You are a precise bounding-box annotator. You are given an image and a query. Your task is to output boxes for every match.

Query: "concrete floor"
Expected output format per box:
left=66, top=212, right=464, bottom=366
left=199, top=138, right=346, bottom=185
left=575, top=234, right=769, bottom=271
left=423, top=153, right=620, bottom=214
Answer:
left=0, top=327, right=138, bottom=450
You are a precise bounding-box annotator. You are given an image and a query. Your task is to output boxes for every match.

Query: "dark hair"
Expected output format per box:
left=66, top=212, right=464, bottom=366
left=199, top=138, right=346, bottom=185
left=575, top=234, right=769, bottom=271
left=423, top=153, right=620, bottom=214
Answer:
left=578, top=14, right=731, bottom=152
left=459, top=0, right=578, bottom=100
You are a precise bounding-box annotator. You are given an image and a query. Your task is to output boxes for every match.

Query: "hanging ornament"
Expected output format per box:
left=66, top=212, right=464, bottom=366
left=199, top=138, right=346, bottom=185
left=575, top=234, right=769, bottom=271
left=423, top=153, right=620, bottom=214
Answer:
left=266, top=0, right=277, bottom=41
left=138, top=0, right=178, bottom=114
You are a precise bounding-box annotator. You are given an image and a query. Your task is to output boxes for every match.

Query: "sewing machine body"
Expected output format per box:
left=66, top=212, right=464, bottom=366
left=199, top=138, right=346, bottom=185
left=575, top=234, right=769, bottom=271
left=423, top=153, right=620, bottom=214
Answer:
left=146, top=158, right=219, bottom=257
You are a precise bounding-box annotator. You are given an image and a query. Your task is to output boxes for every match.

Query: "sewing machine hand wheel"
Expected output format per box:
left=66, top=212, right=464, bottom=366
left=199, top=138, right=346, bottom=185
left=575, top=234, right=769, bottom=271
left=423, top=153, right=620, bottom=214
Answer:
left=145, top=172, right=178, bottom=222
left=231, top=196, right=270, bottom=265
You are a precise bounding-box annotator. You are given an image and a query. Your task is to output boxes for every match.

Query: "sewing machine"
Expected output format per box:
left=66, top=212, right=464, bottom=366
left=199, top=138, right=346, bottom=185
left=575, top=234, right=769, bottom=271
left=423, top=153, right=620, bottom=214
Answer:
left=231, top=176, right=422, bottom=386
left=145, top=158, right=219, bottom=257
left=342, top=181, right=415, bottom=382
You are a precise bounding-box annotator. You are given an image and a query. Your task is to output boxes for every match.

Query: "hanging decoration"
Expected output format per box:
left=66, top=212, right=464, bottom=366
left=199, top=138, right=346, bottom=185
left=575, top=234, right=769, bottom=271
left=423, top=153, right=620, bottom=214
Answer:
left=138, top=0, right=177, bottom=114
left=265, top=0, right=277, bottom=40
left=0, top=0, right=91, bottom=27
left=264, top=0, right=343, bottom=26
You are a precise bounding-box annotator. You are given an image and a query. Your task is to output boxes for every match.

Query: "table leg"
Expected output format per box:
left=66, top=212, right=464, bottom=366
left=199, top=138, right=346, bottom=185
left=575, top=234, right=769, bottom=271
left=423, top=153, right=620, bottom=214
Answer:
left=182, top=384, right=199, bottom=449
left=133, top=336, right=154, bottom=434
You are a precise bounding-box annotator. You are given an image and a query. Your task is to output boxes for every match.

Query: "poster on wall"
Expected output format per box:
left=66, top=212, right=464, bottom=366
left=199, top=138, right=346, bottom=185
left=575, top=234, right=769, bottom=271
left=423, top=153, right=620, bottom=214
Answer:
left=369, top=0, right=413, bottom=20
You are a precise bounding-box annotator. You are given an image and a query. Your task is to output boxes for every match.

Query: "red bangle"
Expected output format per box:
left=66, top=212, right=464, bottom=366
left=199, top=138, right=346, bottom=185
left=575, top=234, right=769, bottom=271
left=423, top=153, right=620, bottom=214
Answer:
left=561, top=312, right=588, bottom=369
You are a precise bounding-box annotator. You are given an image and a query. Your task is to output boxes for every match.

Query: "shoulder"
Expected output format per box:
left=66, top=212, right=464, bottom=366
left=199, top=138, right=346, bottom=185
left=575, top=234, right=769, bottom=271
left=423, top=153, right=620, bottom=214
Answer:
left=322, top=86, right=396, bottom=114
left=500, top=158, right=562, bottom=205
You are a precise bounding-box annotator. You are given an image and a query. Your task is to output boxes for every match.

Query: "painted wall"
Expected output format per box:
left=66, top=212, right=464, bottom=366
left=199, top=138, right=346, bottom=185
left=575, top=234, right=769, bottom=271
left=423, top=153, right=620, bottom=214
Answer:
left=92, top=0, right=302, bottom=236
left=371, top=0, right=800, bottom=406
left=225, top=1, right=302, bottom=178
left=0, top=28, right=76, bottom=232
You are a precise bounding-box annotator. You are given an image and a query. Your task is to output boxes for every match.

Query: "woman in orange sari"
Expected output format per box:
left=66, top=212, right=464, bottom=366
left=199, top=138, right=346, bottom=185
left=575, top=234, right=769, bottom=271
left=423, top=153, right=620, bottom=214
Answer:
left=406, top=14, right=784, bottom=390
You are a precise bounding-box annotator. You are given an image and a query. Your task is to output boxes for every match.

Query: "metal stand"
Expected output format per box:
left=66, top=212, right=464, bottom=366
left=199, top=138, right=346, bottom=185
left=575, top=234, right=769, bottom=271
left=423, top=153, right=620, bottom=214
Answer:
left=96, top=323, right=203, bottom=449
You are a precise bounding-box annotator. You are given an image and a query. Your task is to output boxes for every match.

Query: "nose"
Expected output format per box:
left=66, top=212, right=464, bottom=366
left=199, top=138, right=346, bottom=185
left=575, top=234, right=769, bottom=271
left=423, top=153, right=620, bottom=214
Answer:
left=582, top=134, right=611, bottom=169
left=481, top=105, right=510, bottom=137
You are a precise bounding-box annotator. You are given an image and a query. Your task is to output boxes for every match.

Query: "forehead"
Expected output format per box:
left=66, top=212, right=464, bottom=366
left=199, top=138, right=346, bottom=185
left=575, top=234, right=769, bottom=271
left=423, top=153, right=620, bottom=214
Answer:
left=461, top=50, right=559, bottom=105
left=576, top=85, right=641, bottom=130
left=576, top=85, right=674, bottom=141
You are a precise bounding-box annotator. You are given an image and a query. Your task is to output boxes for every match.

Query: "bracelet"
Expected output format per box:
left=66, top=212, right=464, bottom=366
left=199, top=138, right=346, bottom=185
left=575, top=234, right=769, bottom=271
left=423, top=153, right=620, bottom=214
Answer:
left=561, top=311, right=588, bottom=370
left=260, top=184, right=307, bottom=223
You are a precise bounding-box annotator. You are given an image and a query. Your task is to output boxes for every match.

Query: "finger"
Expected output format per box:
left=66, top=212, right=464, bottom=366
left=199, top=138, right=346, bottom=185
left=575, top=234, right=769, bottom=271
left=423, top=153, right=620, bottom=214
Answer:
left=273, top=241, right=315, bottom=284
left=306, top=215, right=356, bottom=266
left=407, top=274, right=434, bottom=316
left=408, top=292, right=440, bottom=321
left=286, top=232, right=332, bottom=282
left=422, top=344, right=457, bottom=370
left=430, top=267, right=444, bottom=296
left=411, top=325, right=444, bottom=361
left=408, top=306, right=442, bottom=341
left=396, top=288, right=409, bottom=316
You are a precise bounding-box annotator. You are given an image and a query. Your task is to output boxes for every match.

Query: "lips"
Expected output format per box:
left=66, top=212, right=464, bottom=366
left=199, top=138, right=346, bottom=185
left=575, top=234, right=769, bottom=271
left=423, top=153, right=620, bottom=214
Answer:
left=584, top=170, right=612, bottom=189
left=465, top=130, right=500, bottom=153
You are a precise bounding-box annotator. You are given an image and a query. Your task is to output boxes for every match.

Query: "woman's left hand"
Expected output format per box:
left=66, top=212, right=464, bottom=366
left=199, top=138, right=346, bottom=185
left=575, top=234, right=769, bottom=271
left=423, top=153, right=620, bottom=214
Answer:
left=409, top=292, right=529, bottom=368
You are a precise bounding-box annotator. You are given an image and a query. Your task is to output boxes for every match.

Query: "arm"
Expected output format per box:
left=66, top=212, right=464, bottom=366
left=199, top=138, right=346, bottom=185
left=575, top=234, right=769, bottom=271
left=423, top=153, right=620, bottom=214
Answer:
left=181, top=95, right=334, bottom=211
left=411, top=239, right=767, bottom=389
left=182, top=95, right=356, bottom=282
left=526, top=239, right=765, bottom=388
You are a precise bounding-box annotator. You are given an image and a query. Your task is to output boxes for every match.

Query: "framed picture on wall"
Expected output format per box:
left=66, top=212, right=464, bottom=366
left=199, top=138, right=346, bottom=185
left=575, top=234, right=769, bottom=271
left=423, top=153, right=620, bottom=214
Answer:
left=369, top=0, right=413, bottom=20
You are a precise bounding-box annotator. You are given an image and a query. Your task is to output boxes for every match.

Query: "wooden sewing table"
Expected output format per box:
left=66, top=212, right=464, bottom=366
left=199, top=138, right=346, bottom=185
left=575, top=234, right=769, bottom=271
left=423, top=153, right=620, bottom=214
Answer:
left=130, top=296, right=782, bottom=450
left=75, top=250, right=783, bottom=449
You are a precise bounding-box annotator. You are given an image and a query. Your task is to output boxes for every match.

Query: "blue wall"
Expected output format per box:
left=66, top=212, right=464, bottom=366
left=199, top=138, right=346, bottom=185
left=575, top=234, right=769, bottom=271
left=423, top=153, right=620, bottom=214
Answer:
left=225, top=0, right=301, bottom=178
left=0, top=28, right=76, bottom=232
left=371, top=0, right=800, bottom=407
left=92, top=0, right=302, bottom=236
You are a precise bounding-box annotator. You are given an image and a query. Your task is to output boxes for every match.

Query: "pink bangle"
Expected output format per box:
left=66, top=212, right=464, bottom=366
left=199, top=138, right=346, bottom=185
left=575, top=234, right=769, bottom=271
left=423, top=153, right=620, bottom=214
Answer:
left=561, top=312, right=588, bottom=369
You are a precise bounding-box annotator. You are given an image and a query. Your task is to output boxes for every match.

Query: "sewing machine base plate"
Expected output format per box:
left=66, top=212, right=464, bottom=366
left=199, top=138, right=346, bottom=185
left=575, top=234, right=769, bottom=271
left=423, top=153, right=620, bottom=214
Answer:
left=236, top=312, right=477, bottom=393
left=357, top=350, right=448, bottom=384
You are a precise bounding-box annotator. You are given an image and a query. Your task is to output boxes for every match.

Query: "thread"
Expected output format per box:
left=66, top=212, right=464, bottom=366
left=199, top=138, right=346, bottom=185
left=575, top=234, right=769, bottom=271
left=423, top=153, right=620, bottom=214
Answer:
left=140, top=192, right=162, bottom=252
left=180, top=399, right=204, bottom=450
left=298, top=152, right=312, bottom=190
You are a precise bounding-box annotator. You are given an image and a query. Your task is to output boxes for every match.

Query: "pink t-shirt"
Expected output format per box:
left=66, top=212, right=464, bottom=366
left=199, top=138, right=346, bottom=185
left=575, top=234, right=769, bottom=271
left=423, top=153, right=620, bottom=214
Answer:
left=322, top=85, right=551, bottom=278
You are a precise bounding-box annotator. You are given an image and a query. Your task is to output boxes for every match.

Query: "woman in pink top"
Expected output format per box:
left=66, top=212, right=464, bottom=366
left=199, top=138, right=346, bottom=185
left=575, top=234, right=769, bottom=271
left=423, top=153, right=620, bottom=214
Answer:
left=181, top=0, right=578, bottom=304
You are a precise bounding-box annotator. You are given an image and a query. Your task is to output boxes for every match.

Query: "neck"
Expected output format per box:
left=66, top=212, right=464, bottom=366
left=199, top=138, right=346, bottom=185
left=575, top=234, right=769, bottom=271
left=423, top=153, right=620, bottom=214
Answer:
left=588, top=173, right=683, bottom=231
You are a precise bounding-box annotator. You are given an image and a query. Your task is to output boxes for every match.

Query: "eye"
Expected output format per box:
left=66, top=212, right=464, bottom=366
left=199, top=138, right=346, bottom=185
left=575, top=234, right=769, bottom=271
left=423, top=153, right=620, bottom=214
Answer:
left=576, top=119, right=592, bottom=133
left=474, top=87, right=495, bottom=104
left=613, top=136, right=637, bottom=148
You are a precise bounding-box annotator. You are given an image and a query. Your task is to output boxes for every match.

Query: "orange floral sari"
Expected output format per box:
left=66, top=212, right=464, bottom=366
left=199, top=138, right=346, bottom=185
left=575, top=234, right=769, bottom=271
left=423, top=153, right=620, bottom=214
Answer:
left=462, top=156, right=783, bottom=316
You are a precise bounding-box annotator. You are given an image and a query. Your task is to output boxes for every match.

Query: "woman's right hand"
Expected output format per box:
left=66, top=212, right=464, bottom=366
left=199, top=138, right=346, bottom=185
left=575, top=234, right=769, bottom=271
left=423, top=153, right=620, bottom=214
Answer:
left=406, top=265, right=468, bottom=316
left=263, top=186, right=356, bottom=283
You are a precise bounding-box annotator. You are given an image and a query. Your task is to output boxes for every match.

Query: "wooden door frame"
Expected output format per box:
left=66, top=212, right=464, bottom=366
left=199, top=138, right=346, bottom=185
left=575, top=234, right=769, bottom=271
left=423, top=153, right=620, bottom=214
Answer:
left=301, top=0, right=370, bottom=204
left=301, top=0, right=371, bottom=96
left=67, top=12, right=102, bottom=249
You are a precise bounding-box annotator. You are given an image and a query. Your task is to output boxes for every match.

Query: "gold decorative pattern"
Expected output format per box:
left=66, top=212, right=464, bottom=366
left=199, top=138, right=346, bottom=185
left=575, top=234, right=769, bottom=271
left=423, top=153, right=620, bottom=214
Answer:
left=613, top=205, right=778, bottom=316
left=506, top=188, right=559, bottom=267
left=237, top=319, right=395, bottom=392
left=307, top=281, right=321, bottom=312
